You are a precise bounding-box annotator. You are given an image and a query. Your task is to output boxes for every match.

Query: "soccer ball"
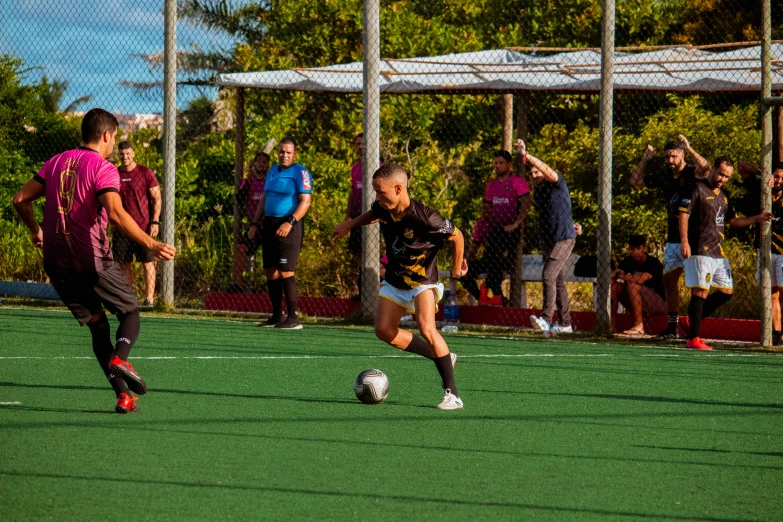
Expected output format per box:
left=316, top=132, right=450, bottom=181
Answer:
left=354, top=369, right=389, bottom=404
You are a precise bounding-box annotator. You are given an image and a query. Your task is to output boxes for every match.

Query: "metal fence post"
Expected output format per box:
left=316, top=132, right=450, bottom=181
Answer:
left=760, top=0, right=773, bottom=347
left=161, top=0, right=177, bottom=307
left=361, top=0, right=381, bottom=319
left=595, top=0, right=615, bottom=334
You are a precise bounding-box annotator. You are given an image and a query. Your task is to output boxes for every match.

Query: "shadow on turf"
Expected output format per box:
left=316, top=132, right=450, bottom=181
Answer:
left=633, top=445, right=783, bottom=458
left=0, top=404, right=113, bottom=415
left=464, top=388, right=783, bottom=410
left=0, top=470, right=761, bottom=522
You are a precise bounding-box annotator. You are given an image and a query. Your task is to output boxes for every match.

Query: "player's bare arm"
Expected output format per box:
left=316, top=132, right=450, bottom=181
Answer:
left=504, top=193, right=531, bottom=232
left=679, top=211, right=691, bottom=259
left=100, top=192, right=176, bottom=261
left=678, top=135, right=709, bottom=177
left=247, top=193, right=266, bottom=240
left=332, top=209, right=378, bottom=240
left=447, top=228, right=469, bottom=278
left=12, top=177, right=46, bottom=248
left=148, top=185, right=162, bottom=238
left=276, top=193, right=311, bottom=238
left=729, top=212, right=773, bottom=229
left=621, top=272, right=653, bottom=285
left=630, top=145, right=654, bottom=189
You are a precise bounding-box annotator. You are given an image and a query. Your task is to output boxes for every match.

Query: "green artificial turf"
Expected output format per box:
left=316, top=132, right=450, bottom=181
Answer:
left=1, top=307, right=782, bottom=521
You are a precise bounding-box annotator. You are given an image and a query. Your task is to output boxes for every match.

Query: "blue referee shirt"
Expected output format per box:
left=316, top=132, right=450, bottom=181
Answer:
left=263, top=163, right=313, bottom=218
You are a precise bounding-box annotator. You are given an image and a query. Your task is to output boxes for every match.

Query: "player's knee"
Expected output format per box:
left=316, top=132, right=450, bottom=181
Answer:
left=87, top=311, right=109, bottom=330
left=374, top=324, right=397, bottom=344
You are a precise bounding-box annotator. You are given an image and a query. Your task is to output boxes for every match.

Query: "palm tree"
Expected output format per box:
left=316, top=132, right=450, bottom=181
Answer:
left=39, top=76, right=92, bottom=114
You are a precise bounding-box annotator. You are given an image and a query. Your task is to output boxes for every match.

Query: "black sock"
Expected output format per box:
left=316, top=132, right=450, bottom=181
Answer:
left=114, top=309, right=140, bottom=361
left=688, top=296, right=705, bottom=340
left=702, top=292, right=732, bottom=319
left=88, top=314, right=128, bottom=397
left=404, top=335, right=434, bottom=359
left=268, top=278, right=284, bottom=319
left=667, top=312, right=678, bottom=330
left=281, top=276, right=298, bottom=319
left=434, top=354, right=458, bottom=397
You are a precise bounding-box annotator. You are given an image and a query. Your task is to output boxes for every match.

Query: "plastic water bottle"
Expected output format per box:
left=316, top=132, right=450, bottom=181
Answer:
left=442, top=293, right=459, bottom=333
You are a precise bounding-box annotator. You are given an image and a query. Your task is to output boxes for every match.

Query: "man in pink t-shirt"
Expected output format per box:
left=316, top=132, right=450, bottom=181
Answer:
left=12, top=108, right=176, bottom=414
left=482, top=149, right=531, bottom=303
left=231, top=151, right=269, bottom=291
left=346, top=134, right=365, bottom=298
left=462, top=199, right=493, bottom=302
left=114, top=140, right=161, bottom=308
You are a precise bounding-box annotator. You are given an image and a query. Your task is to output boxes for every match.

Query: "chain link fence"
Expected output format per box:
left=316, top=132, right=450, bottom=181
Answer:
left=2, top=0, right=782, bottom=347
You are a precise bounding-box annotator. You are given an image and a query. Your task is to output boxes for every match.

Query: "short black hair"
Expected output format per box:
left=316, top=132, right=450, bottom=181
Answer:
left=355, top=133, right=363, bottom=140
left=118, top=140, right=133, bottom=151
left=279, top=137, right=296, bottom=150
left=253, top=151, right=270, bottom=162
left=81, top=108, right=118, bottom=144
left=713, top=155, right=733, bottom=169
left=494, top=150, right=512, bottom=162
left=372, top=162, right=408, bottom=180
left=663, top=141, right=685, bottom=152
left=628, top=234, right=647, bottom=248
left=482, top=199, right=493, bottom=205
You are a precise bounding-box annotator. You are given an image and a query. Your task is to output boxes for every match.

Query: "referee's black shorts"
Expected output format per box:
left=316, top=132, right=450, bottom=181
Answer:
left=45, top=263, right=139, bottom=325
left=262, top=216, right=304, bottom=272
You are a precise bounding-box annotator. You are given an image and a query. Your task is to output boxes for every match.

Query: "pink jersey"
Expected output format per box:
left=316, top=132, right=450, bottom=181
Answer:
left=472, top=218, right=490, bottom=246
left=485, top=175, right=530, bottom=226
left=37, top=148, right=121, bottom=272
left=241, top=176, right=266, bottom=221
left=349, top=162, right=363, bottom=218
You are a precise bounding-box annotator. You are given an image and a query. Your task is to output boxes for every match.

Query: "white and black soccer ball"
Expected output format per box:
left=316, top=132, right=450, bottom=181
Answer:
left=354, top=369, right=389, bottom=404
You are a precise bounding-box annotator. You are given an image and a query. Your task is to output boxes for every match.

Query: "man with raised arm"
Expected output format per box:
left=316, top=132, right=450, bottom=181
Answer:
left=630, top=136, right=709, bottom=338
left=12, top=108, right=176, bottom=413
left=517, top=139, right=577, bottom=336
left=679, top=156, right=771, bottom=350
left=332, top=163, right=468, bottom=410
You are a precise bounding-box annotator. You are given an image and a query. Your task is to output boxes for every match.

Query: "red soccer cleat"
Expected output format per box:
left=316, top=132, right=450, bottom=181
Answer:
left=109, top=356, right=147, bottom=395
left=678, top=316, right=691, bottom=337
left=115, top=393, right=138, bottom=414
left=686, top=337, right=712, bottom=351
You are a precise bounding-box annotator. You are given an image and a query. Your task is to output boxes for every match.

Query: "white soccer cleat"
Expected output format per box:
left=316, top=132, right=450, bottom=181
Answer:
left=549, top=324, right=573, bottom=334
left=529, top=315, right=550, bottom=332
left=437, top=389, right=464, bottom=410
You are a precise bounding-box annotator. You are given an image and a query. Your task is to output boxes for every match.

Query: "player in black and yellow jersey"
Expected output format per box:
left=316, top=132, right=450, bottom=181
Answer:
left=679, top=156, right=772, bottom=350
left=333, top=163, right=468, bottom=410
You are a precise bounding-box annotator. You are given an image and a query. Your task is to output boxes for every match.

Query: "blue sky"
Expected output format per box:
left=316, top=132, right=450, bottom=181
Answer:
left=1, top=0, right=237, bottom=114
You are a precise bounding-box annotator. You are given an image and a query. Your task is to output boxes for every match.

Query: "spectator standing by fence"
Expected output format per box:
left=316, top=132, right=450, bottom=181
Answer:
left=679, top=157, right=772, bottom=351
left=113, top=140, right=162, bottom=309
left=231, top=151, right=269, bottom=292
left=484, top=150, right=531, bottom=305
left=346, top=134, right=366, bottom=299
left=630, top=136, right=708, bottom=338
left=518, top=139, right=577, bottom=335
left=611, top=235, right=666, bottom=335
left=248, top=139, right=313, bottom=330
left=762, top=167, right=783, bottom=345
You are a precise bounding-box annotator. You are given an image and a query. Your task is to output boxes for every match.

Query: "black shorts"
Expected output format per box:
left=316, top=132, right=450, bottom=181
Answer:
left=485, top=229, right=519, bottom=272
left=262, top=216, right=304, bottom=272
left=348, top=227, right=362, bottom=254
left=238, top=228, right=263, bottom=255
left=112, top=232, right=155, bottom=264
left=46, top=263, right=139, bottom=326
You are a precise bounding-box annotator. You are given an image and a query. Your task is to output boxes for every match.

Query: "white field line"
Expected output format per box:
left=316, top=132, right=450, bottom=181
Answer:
left=0, top=353, right=776, bottom=360
left=0, top=402, right=22, bottom=405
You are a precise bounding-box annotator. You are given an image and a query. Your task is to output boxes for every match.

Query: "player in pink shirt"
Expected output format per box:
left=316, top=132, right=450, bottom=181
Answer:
left=482, top=150, right=531, bottom=304
left=12, top=108, right=176, bottom=414
left=346, top=134, right=365, bottom=298
left=462, top=199, right=493, bottom=302
left=231, top=151, right=269, bottom=291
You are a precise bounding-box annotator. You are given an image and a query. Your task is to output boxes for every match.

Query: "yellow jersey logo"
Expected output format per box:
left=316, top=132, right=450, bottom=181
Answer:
left=404, top=228, right=414, bottom=239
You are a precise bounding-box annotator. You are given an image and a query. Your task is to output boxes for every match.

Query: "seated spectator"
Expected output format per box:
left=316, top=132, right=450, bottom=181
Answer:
left=611, top=234, right=667, bottom=335
left=462, top=200, right=494, bottom=303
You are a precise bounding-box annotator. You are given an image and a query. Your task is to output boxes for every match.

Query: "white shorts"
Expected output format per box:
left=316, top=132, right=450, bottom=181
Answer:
left=663, top=242, right=685, bottom=273
left=379, top=282, right=444, bottom=314
left=684, top=256, right=733, bottom=291
left=756, top=250, right=783, bottom=288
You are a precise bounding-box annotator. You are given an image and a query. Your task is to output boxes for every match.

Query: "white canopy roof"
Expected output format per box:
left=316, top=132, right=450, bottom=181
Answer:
left=216, top=44, right=783, bottom=94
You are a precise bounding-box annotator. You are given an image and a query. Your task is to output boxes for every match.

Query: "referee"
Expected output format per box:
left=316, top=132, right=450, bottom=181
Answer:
left=248, top=139, right=313, bottom=329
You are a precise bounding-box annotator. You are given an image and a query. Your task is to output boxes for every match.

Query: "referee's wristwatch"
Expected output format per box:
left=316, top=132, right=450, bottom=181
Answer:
left=287, top=216, right=297, bottom=226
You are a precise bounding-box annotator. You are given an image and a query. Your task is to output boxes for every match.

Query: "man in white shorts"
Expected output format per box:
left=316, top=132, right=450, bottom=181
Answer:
left=757, top=166, right=783, bottom=344
left=630, top=136, right=709, bottom=338
left=679, top=156, right=771, bottom=350
left=332, top=163, right=468, bottom=410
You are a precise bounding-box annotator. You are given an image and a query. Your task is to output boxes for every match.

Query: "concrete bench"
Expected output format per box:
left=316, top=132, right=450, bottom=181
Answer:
left=440, top=254, right=598, bottom=309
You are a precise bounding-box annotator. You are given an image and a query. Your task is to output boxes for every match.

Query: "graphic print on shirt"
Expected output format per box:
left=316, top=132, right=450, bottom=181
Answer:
left=57, top=158, right=80, bottom=234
